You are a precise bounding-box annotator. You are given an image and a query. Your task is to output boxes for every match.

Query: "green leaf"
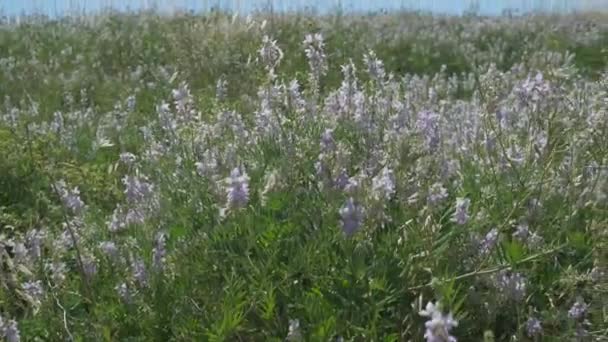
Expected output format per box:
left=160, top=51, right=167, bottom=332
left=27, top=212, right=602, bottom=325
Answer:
left=568, top=231, right=587, bottom=251
left=311, top=316, right=336, bottom=340
left=170, top=225, right=188, bottom=240
left=384, top=334, right=399, bottom=342
left=261, top=288, right=276, bottom=321
left=103, top=326, right=112, bottom=342
left=503, top=240, right=525, bottom=265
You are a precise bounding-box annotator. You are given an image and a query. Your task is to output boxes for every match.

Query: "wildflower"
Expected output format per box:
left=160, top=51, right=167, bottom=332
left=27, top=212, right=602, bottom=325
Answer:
left=99, top=241, right=119, bottom=260
left=216, top=77, right=227, bottom=101
left=334, top=168, right=350, bottom=190
left=46, top=261, right=67, bottom=284
left=512, top=223, right=530, bottom=241
left=515, top=71, right=551, bottom=103
left=532, top=131, right=548, bottom=157
left=50, top=111, right=64, bottom=134
left=125, top=95, right=136, bottom=112
left=119, top=152, right=137, bottom=166
left=478, top=228, right=499, bottom=256
left=484, top=132, right=496, bottom=153
left=363, top=50, right=386, bottom=83
left=353, top=91, right=370, bottom=132
left=527, top=232, right=544, bottom=248
left=568, top=299, right=588, bottom=321
left=195, top=151, right=218, bottom=178
left=131, top=258, right=148, bottom=288
left=1, top=318, right=20, bottom=342
left=125, top=208, right=146, bottom=226
left=82, top=254, right=98, bottom=280
left=54, top=180, right=86, bottom=215
left=303, top=33, right=327, bottom=90
left=259, top=35, right=283, bottom=71
left=451, top=198, right=471, bottom=225
left=343, top=171, right=366, bottom=195
left=152, top=232, right=167, bottom=271
left=427, top=182, right=448, bottom=206
left=416, top=110, right=441, bottom=152
left=371, top=167, right=396, bottom=201
left=320, top=128, right=335, bottom=152
left=25, top=228, right=45, bottom=260
left=157, top=101, right=176, bottom=133
left=108, top=207, right=128, bottom=232
left=525, top=317, right=543, bottom=337
left=286, top=79, right=306, bottom=113
left=494, top=270, right=527, bottom=302
left=336, top=60, right=359, bottom=117
left=22, top=280, right=44, bottom=307
left=441, top=159, right=461, bottom=180
left=340, top=197, right=364, bottom=236
left=11, top=241, right=28, bottom=264
left=116, top=282, right=132, bottom=303
left=512, top=223, right=543, bottom=248
left=225, top=167, right=250, bottom=210
left=286, top=319, right=302, bottom=341
left=253, top=106, right=277, bottom=137
left=54, top=227, right=79, bottom=252
left=314, top=159, right=327, bottom=181
left=122, top=175, right=154, bottom=204
left=495, top=108, right=508, bottom=127
left=528, top=198, right=542, bottom=214
left=419, top=301, right=458, bottom=342
left=172, top=81, right=193, bottom=115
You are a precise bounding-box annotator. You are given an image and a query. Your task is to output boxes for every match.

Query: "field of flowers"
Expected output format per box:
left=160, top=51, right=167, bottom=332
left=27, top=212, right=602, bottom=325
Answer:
left=0, top=10, right=607, bottom=341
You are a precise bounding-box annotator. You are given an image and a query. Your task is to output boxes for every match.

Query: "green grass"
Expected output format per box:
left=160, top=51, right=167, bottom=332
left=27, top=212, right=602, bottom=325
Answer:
left=0, top=10, right=607, bottom=341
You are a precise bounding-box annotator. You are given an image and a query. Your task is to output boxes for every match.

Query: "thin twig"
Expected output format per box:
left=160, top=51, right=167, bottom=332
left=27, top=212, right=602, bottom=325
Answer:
left=408, top=243, right=567, bottom=291
left=47, top=280, right=74, bottom=341
left=49, top=178, right=94, bottom=310
left=55, top=296, right=74, bottom=341
left=189, top=297, right=204, bottom=313
left=19, top=87, right=94, bottom=308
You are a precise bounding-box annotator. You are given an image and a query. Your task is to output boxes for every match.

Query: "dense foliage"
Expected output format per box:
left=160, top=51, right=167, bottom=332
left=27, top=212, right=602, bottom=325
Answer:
left=0, top=11, right=607, bottom=341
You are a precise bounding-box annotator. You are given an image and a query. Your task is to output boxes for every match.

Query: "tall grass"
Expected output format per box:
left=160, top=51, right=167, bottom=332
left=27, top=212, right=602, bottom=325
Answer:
left=0, top=10, right=606, bottom=341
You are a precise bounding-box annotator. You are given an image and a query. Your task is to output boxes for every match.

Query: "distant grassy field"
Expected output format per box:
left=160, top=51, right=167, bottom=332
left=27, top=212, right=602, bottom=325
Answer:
left=0, top=11, right=606, bottom=341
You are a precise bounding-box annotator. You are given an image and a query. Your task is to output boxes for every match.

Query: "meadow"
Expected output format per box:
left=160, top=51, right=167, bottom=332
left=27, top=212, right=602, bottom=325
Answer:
left=0, top=9, right=607, bottom=341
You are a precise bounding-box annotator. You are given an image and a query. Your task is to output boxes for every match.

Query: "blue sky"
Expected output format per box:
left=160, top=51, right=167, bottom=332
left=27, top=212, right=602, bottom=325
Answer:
left=1, top=0, right=606, bottom=18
